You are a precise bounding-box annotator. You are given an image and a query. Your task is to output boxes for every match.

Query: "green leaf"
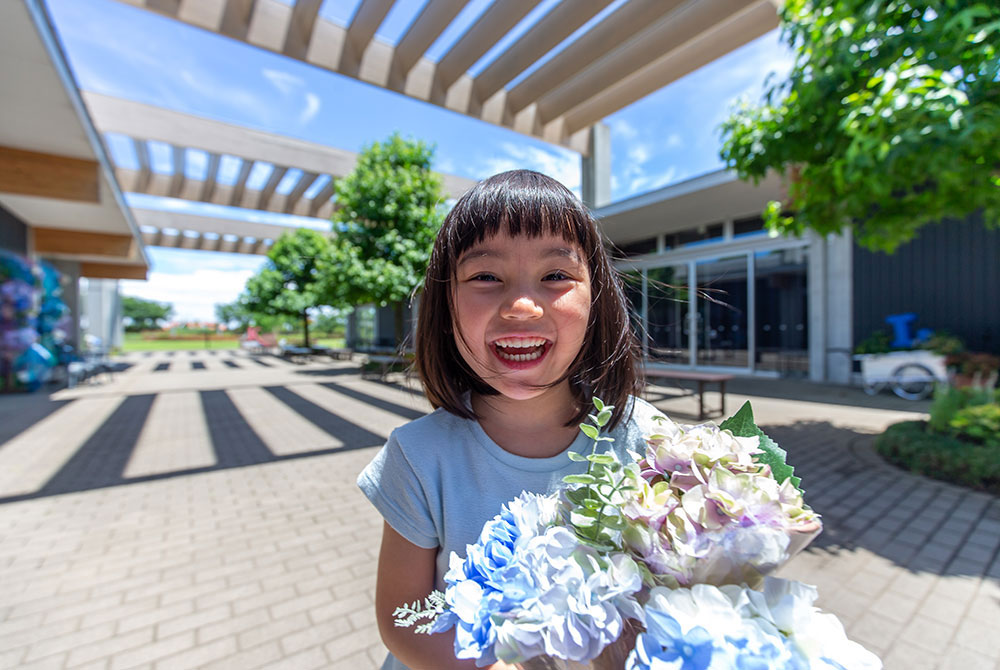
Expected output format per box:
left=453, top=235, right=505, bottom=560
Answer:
left=592, top=397, right=605, bottom=412
left=566, top=451, right=587, bottom=462
left=595, top=409, right=612, bottom=427
left=586, top=453, right=615, bottom=465
left=563, top=474, right=598, bottom=485
left=720, top=401, right=803, bottom=494
left=580, top=424, right=599, bottom=440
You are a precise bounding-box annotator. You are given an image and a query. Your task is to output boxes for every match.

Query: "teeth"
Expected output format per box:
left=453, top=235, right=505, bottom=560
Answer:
left=493, top=337, right=546, bottom=349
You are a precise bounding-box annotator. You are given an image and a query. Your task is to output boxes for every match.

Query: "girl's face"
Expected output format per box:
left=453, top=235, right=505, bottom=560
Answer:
left=452, top=232, right=592, bottom=402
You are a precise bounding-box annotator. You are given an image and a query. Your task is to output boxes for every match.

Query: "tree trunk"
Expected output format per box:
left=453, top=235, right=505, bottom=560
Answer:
left=302, top=311, right=311, bottom=348
left=393, top=301, right=404, bottom=349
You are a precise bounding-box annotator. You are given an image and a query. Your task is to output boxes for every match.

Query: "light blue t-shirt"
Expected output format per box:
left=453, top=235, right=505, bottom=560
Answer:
left=356, top=396, right=662, bottom=670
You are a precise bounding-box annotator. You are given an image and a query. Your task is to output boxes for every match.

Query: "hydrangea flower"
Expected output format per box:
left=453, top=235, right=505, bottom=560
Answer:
left=433, top=492, right=644, bottom=666
left=621, top=415, right=819, bottom=588
left=627, top=580, right=881, bottom=670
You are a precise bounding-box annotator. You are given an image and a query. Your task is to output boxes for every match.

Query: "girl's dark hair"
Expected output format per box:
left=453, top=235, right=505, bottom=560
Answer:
left=416, top=169, right=642, bottom=430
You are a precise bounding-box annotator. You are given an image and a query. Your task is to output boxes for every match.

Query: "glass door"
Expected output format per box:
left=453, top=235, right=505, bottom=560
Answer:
left=645, top=264, right=690, bottom=365
left=695, top=255, right=749, bottom=369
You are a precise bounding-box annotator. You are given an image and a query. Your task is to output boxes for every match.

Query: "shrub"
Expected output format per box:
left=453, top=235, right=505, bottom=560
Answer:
left=875, top=421, right=1000, bottom=495
left=927, top=385, right=996, bottom=433
left=950, top=405, right=1000, bottom=448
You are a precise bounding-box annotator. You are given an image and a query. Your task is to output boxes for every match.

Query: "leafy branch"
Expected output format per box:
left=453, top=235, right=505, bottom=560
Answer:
left=562, top=397, right=637, bottom=552
left=719, top=401, right=803, bottom=493
left=393, top=591, right=447, bottom=634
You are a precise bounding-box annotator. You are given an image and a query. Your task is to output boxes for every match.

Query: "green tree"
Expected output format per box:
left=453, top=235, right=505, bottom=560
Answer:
left=121, top=295, right=173, bottom=332
left=326, top=133, right=446, bottom=345
left=241, top=228, right=331, bottom=347
left=720, top=1, right=1000, bottom=252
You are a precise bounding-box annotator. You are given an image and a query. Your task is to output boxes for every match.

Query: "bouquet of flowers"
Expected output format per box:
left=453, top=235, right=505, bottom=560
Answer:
left=394, top=400, right=880, bottom=669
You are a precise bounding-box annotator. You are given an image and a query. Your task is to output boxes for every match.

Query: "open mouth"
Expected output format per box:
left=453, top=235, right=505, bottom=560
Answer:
left=491, top=337, right=550, bottom=363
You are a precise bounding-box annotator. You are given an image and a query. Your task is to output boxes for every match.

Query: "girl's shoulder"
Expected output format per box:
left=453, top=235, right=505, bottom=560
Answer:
left=391, top=406, right=475, bottom=451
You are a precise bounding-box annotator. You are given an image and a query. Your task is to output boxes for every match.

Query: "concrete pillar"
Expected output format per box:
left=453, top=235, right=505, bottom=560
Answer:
left=807, top=229, right=854, bottom=384
left=581, top=123, right=611, bottom=209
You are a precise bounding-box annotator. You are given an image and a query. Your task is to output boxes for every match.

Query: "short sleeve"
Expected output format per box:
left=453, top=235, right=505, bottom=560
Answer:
left=357, top=431, right=439, bottom=549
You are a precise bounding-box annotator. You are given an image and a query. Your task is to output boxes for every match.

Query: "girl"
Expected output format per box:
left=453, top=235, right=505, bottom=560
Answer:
left=358, top=170, right=662, bottom=670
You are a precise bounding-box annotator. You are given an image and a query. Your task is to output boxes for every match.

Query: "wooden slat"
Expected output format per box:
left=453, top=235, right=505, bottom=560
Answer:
left=346, top=0, right=394, bottom=55
left=390, top=0, right=467, bottom=90
left=219, top=0, right=256, bottom=39
left=34, top=227, right=135, bottom=258
left=471, top=0, right=613, bottom=105
left=282, top=0, right=322, bottom=59
left=506, top=0, right=677, bottom=115
left=536, top=0, right=752, bottom=125
left=284, top=170, right=318, bottom=213
left=0, top=146, right=99, bottom=202
left=432, top=0, right=541, bottom=101
left=199, top=152, right=221, bottom=202
left=80, top=262, right=148, bottom=280
left=257, top=165, right=287, bottom=210
left=307, top=176, right=336, bottom=217
left=146, top=0, right=181, bottom=14
left=168, top=145, right=186, bottom=198
left=229, top=158, right=254, bottom=207
left=133, top=138, right=153, bottom=194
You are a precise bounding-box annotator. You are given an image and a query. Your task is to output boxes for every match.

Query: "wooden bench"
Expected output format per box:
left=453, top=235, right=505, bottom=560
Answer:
left=643, top=366, right=734, bottom=420
left=360, top=353, right=413, bottom=380
left=279, top=345, right=313, bottom=363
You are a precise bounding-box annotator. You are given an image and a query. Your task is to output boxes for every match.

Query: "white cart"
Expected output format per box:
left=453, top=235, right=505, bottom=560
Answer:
left=854, top=350, right=947, bottom=400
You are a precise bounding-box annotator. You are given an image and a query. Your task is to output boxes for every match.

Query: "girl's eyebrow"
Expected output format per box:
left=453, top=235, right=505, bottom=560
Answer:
left=458, top=246, right=582, bottom=266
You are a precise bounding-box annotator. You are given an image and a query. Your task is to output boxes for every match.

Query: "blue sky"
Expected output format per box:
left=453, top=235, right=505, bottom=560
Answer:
left=46, top=0, right=793, bottom=322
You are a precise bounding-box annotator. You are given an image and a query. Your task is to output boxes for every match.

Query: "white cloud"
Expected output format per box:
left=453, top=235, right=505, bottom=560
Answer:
left=262, top=68, right=304, bottom=95
left=665, top=134, right=683, bottom=149
left=479, top=142, right=581, bottom=196
left=609, top=118, right=639, bottom=140
left=627, top=143, right=651, bottom=165
left=299, top=93, right=321, bottom=124
left=121, top=268, right=256, bottom=323
left=626, top=166, right=677, bottom=198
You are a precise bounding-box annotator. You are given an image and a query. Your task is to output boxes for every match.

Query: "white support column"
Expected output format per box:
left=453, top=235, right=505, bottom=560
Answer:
left=807, top=231, right=826, bottom=382
left=580, top=122, right=611, bottom=209
left=825, top=229, right=854, bottom=384
left=807, top=229, right=854, bottom=384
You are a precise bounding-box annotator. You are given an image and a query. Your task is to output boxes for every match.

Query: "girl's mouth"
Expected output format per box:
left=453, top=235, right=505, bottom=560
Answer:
left=490, top=337, right=550, bottom=364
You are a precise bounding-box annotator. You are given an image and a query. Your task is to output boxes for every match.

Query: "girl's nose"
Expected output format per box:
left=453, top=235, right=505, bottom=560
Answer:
left=500, top=294, right=543, bottom=319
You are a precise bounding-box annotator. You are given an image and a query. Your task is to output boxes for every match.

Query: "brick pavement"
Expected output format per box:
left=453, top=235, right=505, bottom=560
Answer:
left=0, top=349, right=997, bottom=670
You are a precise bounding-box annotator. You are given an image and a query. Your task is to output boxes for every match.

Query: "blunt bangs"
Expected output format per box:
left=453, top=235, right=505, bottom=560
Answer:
left=443, top=170, right=591, bottom=262
left=416, top=169, right=641, bottom=429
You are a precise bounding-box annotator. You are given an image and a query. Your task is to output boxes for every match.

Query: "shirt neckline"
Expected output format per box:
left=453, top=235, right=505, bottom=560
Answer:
left=466, top=415, right=591, bottom=472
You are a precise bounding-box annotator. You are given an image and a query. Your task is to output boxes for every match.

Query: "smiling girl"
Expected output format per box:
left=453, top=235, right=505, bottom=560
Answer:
left=357, top=170, right=661, bottom=670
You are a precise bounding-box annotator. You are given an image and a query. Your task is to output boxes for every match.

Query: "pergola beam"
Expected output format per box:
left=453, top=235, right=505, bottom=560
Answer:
left=132, top=137, right=152, bottom=194
left=0, top=146, right=99, bottom=202
left=199, top=152, right=221, bottom=203
left=431, top=0, right=541, bottom=104
left=388, top=0, right=466, bottom=92
left=33, top=227, right=135, bottom=258
left=284, top=170, right=318, bottom=214
left=167, top=144, right=185, bottom=198
left=282, top=0, right=321, bottom=59
left=561, top=0, right=779, bottom=135
left=343, top=0, right=394, bottom=75
left=308, top=176, right=336, bottom=217
left=229, top=158, right=254, bottom=207
left=536, top=0, right=754, bottom=126
left=219, top=0, right=256, bottom=40
left=80, top=261, right=148, bottom=280
left=469, top=0, right=614, bottom=106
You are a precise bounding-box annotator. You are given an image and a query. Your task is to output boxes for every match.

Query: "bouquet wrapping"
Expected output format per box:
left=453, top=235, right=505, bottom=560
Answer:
left=394, top=400, right=879, bottom=669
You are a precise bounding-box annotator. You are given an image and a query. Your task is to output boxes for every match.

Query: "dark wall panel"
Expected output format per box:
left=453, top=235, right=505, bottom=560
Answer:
left=854, top=214, right=1000, bottom=353
left=0, top=204, right=28, bottom=254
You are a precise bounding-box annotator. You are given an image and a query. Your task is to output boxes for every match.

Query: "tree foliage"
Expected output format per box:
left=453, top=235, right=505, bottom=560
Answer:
left=240, top=228, right=331, bottom=347
left=326, top=133, right=446, bottom=344
left=121, top=295, right=173, bottom=332
left=720, top=0, right=1000, bottom=252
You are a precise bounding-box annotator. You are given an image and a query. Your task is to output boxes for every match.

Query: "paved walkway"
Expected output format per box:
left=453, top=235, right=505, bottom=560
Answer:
left=0, top=350, right=997, bottom=670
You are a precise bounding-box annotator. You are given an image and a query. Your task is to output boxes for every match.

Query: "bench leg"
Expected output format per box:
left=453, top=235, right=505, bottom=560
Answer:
left=719, top=380, right=726, bottom=417
left=697, top=380, right=705, bottom=420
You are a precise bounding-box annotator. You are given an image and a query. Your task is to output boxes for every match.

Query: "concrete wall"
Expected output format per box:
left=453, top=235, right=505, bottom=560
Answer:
left=808, top=230, right=854, bottom=384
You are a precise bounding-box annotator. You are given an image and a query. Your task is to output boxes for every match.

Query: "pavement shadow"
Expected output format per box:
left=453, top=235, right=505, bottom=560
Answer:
left=765, top=420, right=999, bottom=581
left=0, top=382, right=426, bottom=505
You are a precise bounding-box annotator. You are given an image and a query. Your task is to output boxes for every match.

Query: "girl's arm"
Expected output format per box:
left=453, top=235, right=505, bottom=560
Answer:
left=375, top=522, right=519, bottom=670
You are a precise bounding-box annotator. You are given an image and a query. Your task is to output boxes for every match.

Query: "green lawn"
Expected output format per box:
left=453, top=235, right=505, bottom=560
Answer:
left=121, top=332, right=346, bottom=352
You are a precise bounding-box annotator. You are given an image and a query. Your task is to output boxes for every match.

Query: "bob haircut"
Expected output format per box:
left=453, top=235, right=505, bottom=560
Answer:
left=415, top=169, right=642, bottom=429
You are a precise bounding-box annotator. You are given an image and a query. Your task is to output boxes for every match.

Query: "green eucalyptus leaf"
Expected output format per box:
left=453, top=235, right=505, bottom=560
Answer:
left=580, top=424, right=599, bottom=440
left=563, top=474, right=598, bottom=485
left=566, top=451, right=587, bottom=462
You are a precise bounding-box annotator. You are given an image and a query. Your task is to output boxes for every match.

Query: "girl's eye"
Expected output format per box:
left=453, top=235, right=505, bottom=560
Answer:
left=543, top=270, right=571, bottom=281
left=471, top=273, right=500, bottom=282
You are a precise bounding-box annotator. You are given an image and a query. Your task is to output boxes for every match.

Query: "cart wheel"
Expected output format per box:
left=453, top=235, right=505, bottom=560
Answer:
left=862, top=379, right=884, bottom=396
left=891, top=363, right=935, bottom=400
